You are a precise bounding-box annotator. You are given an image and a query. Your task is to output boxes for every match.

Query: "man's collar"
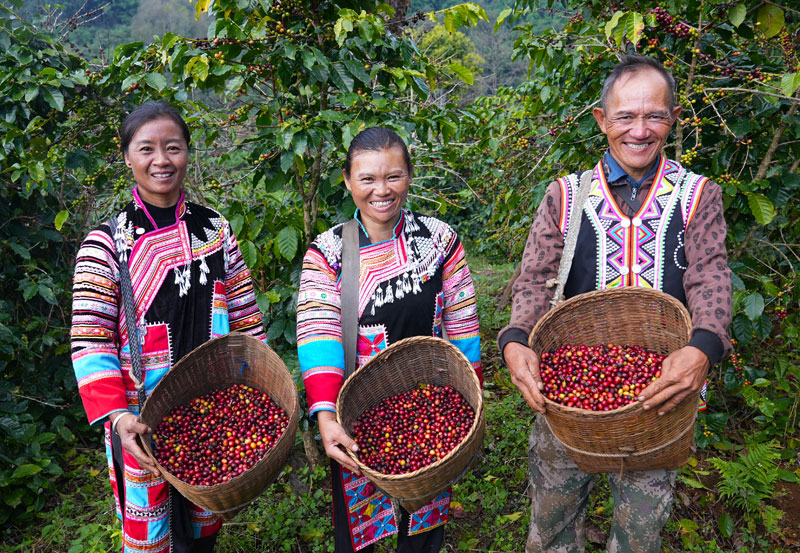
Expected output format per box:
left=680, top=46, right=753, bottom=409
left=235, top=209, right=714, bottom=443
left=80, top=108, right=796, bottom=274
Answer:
left=603, top=152, right=661, bottom=187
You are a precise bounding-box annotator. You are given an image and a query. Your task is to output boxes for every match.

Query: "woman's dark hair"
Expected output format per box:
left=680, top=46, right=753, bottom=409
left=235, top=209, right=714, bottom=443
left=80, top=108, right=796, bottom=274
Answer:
left=120, top=102, right=191, bottom=155
left=344, top=127, right=412, bottom=177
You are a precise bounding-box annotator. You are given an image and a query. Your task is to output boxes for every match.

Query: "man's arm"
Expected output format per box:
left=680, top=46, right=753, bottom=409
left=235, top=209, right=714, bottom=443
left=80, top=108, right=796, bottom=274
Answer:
left=640, top=180, right=732, bottom=414
left=497, top=181, right=564, bottom=413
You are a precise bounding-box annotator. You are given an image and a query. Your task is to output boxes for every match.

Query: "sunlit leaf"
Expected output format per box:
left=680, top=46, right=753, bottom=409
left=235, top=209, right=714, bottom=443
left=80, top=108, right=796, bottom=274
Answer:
left=747, top=193, right=774, bottom=225
left=54, top=209, right=68, bottom=231
left=729, top=4, right=746, bottom=27
left=448, top=62, right=473, bottom=85
left=756, top=4, right=784, bottom=38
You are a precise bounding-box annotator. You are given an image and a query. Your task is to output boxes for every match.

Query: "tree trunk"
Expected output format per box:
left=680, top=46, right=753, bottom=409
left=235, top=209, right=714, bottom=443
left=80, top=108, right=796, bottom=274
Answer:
left=301, top=426, right=322, bottom=470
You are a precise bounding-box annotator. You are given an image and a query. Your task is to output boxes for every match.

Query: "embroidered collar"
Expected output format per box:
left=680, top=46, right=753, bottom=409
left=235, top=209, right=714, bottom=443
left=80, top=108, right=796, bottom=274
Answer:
left=353, top=208, right=406, bottom=245
left=603, top=151, right=662, bottom=188
left=132, top=187, right=187, bottom=229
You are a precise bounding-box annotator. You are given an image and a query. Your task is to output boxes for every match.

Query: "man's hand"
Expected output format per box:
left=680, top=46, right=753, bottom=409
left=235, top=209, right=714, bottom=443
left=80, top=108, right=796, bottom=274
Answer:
left=112, top=412, right=160, bottom=476
left=317, top=411, right=361, bottom=474
left=503, top=342, right=546, bottom=414
left=638, top=345, right=710, bottom=415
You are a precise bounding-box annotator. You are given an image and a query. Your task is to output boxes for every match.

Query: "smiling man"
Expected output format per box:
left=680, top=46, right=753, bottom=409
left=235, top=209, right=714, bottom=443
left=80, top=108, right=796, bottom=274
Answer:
left=498, top=55, right=732, bottom=552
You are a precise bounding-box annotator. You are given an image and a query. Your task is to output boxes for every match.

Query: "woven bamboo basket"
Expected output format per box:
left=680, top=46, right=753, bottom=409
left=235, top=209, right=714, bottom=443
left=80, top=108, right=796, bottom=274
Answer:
left=336, top=336, right=485, bottom=512
left=529, top=287, right=697, bottom=474
left=137, top=333, right=299, bottom=520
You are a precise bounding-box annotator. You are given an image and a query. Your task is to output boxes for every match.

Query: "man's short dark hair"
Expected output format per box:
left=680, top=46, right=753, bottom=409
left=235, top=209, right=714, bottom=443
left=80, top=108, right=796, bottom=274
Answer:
left=601, top=54, right=676, bottom=111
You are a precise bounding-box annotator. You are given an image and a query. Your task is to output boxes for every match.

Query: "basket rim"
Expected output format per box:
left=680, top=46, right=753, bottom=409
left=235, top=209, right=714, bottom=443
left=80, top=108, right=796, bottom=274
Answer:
left=140, top=397, right=300, bottom=490
left=137, top=333, right=300, bottom=490
left=530, top=287, right=692, bottom=416
left=335, top=335, right=484, bottom=481
left=529, top=287, right=692, bottom=351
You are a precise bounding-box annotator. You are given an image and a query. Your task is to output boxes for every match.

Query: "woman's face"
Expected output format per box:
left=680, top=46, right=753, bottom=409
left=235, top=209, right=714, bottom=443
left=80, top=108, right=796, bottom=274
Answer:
left=124, top=117, right=188, bottom=207
left=344, top=146, right=411, bottom=242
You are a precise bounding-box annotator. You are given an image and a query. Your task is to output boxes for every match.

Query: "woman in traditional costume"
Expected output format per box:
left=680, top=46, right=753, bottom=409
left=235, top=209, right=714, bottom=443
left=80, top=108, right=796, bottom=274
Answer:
left=70, top=103, right=265, bottom=552
left=296, top=127, right=482, bottom=552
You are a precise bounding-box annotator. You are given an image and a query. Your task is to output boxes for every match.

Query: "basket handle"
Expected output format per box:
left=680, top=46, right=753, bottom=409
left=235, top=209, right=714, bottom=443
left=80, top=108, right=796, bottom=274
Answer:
left=546, top=168, right=594, bottom=307
left=341, top=219, right=360, bottom=381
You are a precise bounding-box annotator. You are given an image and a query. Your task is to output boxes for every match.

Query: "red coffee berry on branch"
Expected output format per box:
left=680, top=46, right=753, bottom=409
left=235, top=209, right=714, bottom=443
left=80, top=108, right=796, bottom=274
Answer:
left=152, top=383, right=289, bottom=486
left=540, top=344, right=665, bottom=411
left=351, top=384, right=474, bottom=475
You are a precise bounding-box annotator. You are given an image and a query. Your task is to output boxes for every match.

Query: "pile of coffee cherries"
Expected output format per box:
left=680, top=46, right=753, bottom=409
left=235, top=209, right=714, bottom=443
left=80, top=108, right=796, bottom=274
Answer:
left=352, top=384, right=474, bottom=475
left=152, top=384, right=289, bottom=486
left=540, top=344, right=665, bottom=411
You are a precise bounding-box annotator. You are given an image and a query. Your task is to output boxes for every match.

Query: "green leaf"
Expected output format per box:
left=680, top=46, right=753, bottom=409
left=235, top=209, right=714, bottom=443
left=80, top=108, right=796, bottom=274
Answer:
left=732, top=314, right=753, bottom=343
left=778, top=469, right=799, bottom=483
left=255, top=293, right=271, bottom=313
left=495, top=7, right=512, bottom=32
left=756, top=4, right=784, bottom=39
left=680, top=476, right=706, bottom=489
left=54, top=209, right=68, bottom=231
left=266, top=319, right=286, bottom=341
left=624, top=11, right=645, bottom=46
left=448, top=62, right=473, bottom=85
left=239, top=240, right=258, bottom=269
left=729, top=3, right=746, bottom=27
left=144, top=72, right=167, bottom=91
left=229, top=214, right=244, bottom=238
left=276, top=226, right=298, bottom=261
left=24, top=86, right=39, bottom=102
left=747, top=193, right=774, bottom=225
left=754, top=313, right=772, bottom=340
left=29, top=162, right=46, bottom=183
left=780, top=72, right=800, bottom=98
left=718, top=512, right=735, bottom=538
left=191, top=56, right=209, bottom=82
left=758, top=399, right=775, bottom=417
left=41, top=86, right=64, bottom=111
left=8, top=241, right=31, bottom=260
left=731, top=272, right=745, bottom=291
left=22, top=282, right=38, bottom=302
left=605, top=11, right=625, bottom=41
left=12, top=464, right=42, bottom=479
left=329, top=62, right=354, bottom=93
left=743, top=292, right=765, bottom=321
left=38, top=285, right=57, bottom=305
left=195, top=0, right=211, bottom=17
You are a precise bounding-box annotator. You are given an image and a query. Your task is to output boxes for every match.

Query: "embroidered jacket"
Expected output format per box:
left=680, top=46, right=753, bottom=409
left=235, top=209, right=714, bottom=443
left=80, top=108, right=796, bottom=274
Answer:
left=297, top=209, right=482, bottom=550
left=499, top=156, right=732, bottom=365
left=70, top=188, right=265, bottom=552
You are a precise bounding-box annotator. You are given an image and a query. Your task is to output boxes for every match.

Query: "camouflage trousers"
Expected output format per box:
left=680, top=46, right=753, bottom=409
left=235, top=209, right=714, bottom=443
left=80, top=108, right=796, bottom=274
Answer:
left=526, top=415, right=676, bottom=553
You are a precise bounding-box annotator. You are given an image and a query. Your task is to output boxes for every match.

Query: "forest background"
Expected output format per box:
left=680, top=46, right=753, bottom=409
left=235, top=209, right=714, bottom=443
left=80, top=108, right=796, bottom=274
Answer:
left=1, top=0, right=799, bottom=552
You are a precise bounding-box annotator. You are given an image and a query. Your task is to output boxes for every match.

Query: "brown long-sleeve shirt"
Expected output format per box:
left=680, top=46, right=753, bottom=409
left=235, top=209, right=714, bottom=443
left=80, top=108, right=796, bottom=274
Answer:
left=498, top=157, right=733, bottom=366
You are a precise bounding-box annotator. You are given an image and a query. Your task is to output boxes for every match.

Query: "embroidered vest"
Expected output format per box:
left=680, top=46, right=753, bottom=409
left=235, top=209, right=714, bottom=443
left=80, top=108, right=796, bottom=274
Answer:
left=559, top=157, right=708, bottom=303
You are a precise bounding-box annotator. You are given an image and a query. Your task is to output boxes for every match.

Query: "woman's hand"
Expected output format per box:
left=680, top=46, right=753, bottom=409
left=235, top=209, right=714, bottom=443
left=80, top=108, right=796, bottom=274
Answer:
left=111, top=412, right=161, bottom=476
left=503, top=342, right=546, bottom=414
left=317, top=411, right=361, bottom=474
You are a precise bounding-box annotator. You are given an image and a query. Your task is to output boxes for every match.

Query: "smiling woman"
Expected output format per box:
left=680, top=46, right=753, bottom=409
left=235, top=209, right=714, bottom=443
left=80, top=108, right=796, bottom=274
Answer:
left=296, top=127, right=483, bottom=553
left=70, top=103, right=266, bottom=553
left=122, top=116, right=189, bottom=207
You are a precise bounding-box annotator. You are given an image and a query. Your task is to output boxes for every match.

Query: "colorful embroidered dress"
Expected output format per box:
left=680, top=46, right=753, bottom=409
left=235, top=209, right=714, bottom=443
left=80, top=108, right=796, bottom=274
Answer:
left=297, top=210, right=482, bottom=551
left=71, top=188, right=266, bottom=553
left=557, top=157, right=708, bottom=302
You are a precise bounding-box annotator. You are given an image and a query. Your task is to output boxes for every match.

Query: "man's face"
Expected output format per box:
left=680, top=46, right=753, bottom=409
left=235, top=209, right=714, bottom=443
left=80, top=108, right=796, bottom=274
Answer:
left=592, top=68, right=682, bottom=181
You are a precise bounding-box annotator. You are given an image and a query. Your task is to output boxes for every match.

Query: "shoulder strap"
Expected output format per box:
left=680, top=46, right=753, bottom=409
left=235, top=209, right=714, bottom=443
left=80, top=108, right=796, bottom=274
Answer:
left=549, top=169, right=594, bottom=307
left=108, top=216, right=147, bottom=411
left=341, top=219, right=360, bottom=381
